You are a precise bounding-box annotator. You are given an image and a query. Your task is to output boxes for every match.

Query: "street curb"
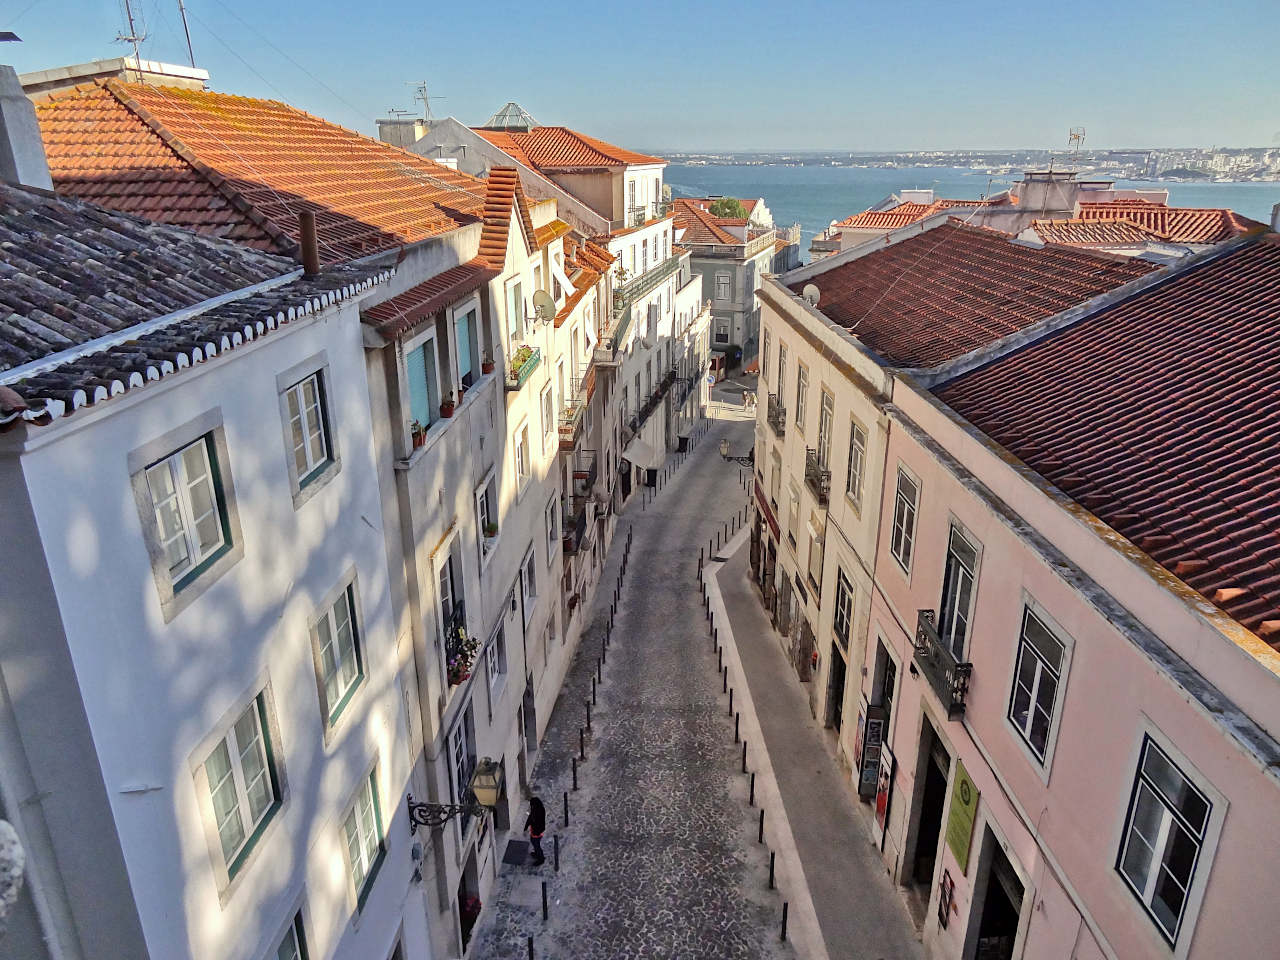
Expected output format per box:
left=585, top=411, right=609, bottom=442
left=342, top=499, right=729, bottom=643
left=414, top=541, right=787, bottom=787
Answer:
left=706, top=530, right=832, bottom=960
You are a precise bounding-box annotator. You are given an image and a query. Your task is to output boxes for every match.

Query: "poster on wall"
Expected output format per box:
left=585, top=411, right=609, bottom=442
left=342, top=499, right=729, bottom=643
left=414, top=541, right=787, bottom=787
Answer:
left=858, top=704, right=885, bottom=799
left=873, top=743, right=895, bottom=851
left=852, top=694, right=868, bottom=785
left=945, top=758, right=980, bottom=875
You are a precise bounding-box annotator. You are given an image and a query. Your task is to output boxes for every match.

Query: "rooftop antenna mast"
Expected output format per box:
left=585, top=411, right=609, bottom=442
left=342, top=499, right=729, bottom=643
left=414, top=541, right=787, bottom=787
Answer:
left=115, top=0, right=146, bottom=69
left=1067, top=126, right=1086, bottom=170
left=176, top=0, right=196, bottom=68
left=407, top=81, right=445, bottom=125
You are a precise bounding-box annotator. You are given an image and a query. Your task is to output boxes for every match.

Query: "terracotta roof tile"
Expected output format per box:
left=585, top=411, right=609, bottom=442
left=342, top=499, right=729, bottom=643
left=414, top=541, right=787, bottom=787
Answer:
left=1078, top=202, right=1264, bottom=244
left=38, top=81, right=487, bottom=265
left=534, top=218, right=573, bottom=249
left=474, top=126, right=663, bottom=170
left=478, top=167, right=536, bottom=269
left=1029, top=218, right=1159, bottom=247
left=673, top=199, right=739, bottom=244
left=788, top=221, right=1156, bottom=368
left=935, top=234, right=1280, bottom=641
left=836, top=197, right=1001, bottom=230
left=362, top=259, right=498, bottom=338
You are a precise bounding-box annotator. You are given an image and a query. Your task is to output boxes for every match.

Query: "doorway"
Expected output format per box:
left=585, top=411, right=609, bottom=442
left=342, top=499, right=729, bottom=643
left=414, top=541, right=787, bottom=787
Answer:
left=967, top=830, right=1024, bottom=960
left=912, top=724, right=950, bottom=887
left=826, top=643, right=847, bottom=731
left=457, top=851, right=481, bottom=952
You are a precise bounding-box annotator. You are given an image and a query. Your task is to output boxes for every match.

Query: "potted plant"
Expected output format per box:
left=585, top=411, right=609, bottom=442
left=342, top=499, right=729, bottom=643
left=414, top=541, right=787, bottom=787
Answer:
left=481, top=352, right=495, bottom=375
left=439, top=392, right=455, bottom=418
left=483, top=521, right=499, bottom=539
left=511, top=344, right=533, bottom=373
left=411, top=420, right=427, bottom=448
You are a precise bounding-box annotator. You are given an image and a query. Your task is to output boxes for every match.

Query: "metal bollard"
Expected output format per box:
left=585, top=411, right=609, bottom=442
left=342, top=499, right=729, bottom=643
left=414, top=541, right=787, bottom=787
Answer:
left=769, top=850, right=775, bottom=889
left=734, top=712, right=740, bottom=743
left=542, top=880, right=548, bottom=922
left=563, top=791, right=569, bottom=827
left=528, top=936, right=534, bottom=960
left=742, top=739, right=747, bottom=773
left=781, top=902, right=789, bottom=942
left=572, top=757, right=578, bottom=790
left=718, top=647, right=723, bottom=672
left=758, top=808, right=765, bottom=843
left=722, top=665, right=727, bottom=693
left=728, top=686, right=733, bottom=716
left=750, top=772, right=756, bottom=806
left=592, top=676, right=597, bottom=705
left=554, top=835, right=560, bottom=872
left=579, top=728, right=585, bottom=760
left=585, top=702, right=591, bottom=731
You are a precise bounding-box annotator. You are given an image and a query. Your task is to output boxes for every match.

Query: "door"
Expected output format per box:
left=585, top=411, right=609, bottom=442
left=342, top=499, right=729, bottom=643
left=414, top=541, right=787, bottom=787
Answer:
left=971, top=834, right=1024, bottom=960
left=912, top=732, right=950, bottom=886
left=827, top=644, right=847, bottom=731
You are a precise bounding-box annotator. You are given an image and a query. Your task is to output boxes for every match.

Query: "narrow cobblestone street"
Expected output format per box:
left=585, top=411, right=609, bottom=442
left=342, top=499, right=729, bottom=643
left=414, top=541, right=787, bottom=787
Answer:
left=468, top=407, right=793, bottom=959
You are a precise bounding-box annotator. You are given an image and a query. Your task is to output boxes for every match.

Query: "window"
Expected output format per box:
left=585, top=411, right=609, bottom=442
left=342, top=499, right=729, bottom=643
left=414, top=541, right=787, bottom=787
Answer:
left=762, top=329, right=771, bottom=381
left=715, top=273, right=731, bottom=300
left=890, top=467, right=919, bottom=573
left=715, top=322, right=730, bottom=344
left=313, top=582, right=363, bottom=725
left=506, top=279, right=524, bottom=347
left=343, top=771, right=385, bottom=908
left=540, top=383, right=554, bottom=447
left=938, top=525, right=979, bottom=660
left=642, top=238, right=648, bottom=273
left=846, top=419, right=867, bottom=510
left=455, top=307, right=479, bottom=388
left=873, top=639, right=897, bottom=736
left=777, top=344, right=788, bottom=401
left=769, top=448, right=782, bottom=509
left=274, top=912, right=308, bottom=960
left=787, top=487, right=800, bottom=550
left=486, top=624, right=507, bottom=688
left=520, top=547, right=537, bottom=623
left=1117, top=738, right=1214, bottom=944
left=146, top=436, right=230, bottom=587
left=645, top=359, right=653, bottom=396
left=476, top=475, right=498, bottom=558
left=1008, top=607, right=1066, bottom=762
left=545, top=496, right=559, bottom=561
left=833, top=570, right=853, bottom=650
left=449, top=708, right=477, bottom=832
left=807, top=528, right=823, bottom=590
left=817, top=390, right=833, bottom=470
left=794, top=365, right=808, bottom=431
left=514, top=423, right=530, bottom=492
left=204, top=694, right=280, bottom=875
left=284, top=373, right=331, bottom=486
left=405, top=334, right=442, bottom=428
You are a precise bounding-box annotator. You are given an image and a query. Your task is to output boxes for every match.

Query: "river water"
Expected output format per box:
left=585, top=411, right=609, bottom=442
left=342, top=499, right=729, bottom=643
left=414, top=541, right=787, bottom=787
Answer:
left=665, top=164, right=1280, bottom=248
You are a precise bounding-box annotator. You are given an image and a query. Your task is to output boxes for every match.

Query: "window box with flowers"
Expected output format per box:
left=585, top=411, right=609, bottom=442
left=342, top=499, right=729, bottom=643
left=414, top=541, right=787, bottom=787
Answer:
left=505, top=345, right=541, bottom=392
left=445, top=622, right=479, bottom=687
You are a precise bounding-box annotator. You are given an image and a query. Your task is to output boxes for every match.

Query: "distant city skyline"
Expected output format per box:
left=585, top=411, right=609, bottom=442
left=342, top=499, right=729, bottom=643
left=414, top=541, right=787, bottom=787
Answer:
left=6, top=0, right=1279, bottom=153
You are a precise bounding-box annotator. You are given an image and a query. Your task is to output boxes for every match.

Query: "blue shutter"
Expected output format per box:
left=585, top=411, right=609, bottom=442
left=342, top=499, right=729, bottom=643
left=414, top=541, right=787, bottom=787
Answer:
left=406, top=345, right=431, bottom=426
left=456, top=312, right=473, bottom=382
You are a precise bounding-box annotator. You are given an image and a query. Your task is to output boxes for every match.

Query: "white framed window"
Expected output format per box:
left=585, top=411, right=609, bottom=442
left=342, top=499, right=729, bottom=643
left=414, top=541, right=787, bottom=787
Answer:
left=787, top=486, right=800, bottom=551
left=846, top=419, right=867, bottom=511
left=342, top=770, right=385, bottom=909
left=274, top=912, right=307, bottom=960
left=777, top=343, right=788, bottom=402
left=1008, top=606, right=1067, bottom=763
left=545, top=496, right=559, bottom=563
left=514, top=422, right=531, bottom=492
left=938, top=524, right=979, bottom=661
left=762, top=328, right=771, bottom=382
left=889, top=467, right=920, bottom=574
left=833, top=569, right=853, bottom=650
left=404, top=327, right=442, bottom=429
left=540, top=383, right=554, bottom=448
left=715, top=322, right=730, bottom=344
left=454, top=304, right=480, bottom=388
left=146, top=436, right=229, bottom=586
left=486, top=623, right=507, bottom=688
left=313, top=582, right=364, bottom=726
left=520, top=546, right=537, bottom=624
left=807, top=528, right=823, bottom=589
left=476, top=472, right=498, bottom=559
left=284, top=373, right=331, bottom=486
left=449, top=707, right=477, bottom=833
left=715, top=273, right=731, bottom=300
left=204, top=694, right=279, bottom=874
left=769, top=448, right=782, bottom=508
left=817, top=390, right=833, bottom=470
left=1117, top=737, right=1218, bottom=946
left=794, top=364, right=809, bottom=431
left=506, top=278, right=525, bottom=349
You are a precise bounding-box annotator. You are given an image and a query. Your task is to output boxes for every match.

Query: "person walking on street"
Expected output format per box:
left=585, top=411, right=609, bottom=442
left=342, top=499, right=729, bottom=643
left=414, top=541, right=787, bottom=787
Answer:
left=525, top=796, right=546, bottom=866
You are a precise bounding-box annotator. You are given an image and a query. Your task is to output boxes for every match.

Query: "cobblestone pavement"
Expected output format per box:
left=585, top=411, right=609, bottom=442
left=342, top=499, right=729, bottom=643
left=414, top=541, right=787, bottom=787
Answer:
left=468, top=410, right=793, bottom=960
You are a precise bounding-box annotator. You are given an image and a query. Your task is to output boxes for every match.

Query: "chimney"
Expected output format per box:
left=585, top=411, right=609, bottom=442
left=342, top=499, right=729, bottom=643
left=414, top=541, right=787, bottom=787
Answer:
left=1272, top=202, right=1279, bottom=233
left=0, top=64, right=52, bottom=191
left=298, top=209, right=321, bottom=276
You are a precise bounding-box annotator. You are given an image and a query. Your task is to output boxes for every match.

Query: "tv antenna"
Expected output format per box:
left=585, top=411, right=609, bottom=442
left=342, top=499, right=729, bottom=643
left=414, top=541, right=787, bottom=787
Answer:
left=176, top=0, right=196, bottom=68
left=407, top=81, right=446, bottom=125
left=115, top=0, right=146, bottom=65
left=1067, top=126, right=1086, bottom=167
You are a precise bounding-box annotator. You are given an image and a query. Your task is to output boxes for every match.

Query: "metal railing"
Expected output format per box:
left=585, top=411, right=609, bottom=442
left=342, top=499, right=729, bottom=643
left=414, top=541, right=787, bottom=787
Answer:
left=805, top=448, right=831, bottom=505
left=558, top=366, right=590, bottom=450
left=504, top=346, right=541, bottom=392
left=767, top=394, right=786, bottom=437
left=571, top=450, right=598, bottom=495
left=913, top=610, right=973, bottom=719
left=443, top=602, right=476, bottom=687
left=562, top=495, right=591, bottom=554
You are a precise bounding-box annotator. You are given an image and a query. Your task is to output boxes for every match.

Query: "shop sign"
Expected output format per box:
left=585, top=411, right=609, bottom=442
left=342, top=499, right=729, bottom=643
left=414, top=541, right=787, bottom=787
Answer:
left=857, top=704, right=885, bottom=799
left=873, top=744, right=895, bottom=851
left=945, top=758, right=979, bottom=874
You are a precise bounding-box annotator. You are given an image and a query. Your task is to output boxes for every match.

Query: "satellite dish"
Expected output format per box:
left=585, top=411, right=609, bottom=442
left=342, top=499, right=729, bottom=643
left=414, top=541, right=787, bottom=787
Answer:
left=802, top=284, right=821, bottom=307
left=532, top=289, right=556, bottom=323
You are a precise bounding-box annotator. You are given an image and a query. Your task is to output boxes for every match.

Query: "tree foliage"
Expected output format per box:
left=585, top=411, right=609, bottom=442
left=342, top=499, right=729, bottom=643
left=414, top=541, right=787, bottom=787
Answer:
left=708, top=197, right=748, bottom=219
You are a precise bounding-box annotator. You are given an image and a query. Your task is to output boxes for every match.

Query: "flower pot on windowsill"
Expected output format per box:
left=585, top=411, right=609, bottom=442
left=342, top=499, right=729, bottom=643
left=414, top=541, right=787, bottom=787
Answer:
left=439, top=393, right=455, bottom=418
left=411, top=421, right=427, bottom=448
left=481, top=360, right=495, bottom=374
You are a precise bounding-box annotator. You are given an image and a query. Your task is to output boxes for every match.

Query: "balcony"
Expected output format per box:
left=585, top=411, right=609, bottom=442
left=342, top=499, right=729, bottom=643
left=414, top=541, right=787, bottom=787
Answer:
left=913, top=610, right=973, bottom=719
left=444, top=603, right=478, bottom=687
left=562, top=495, right=591, bottom=555
left=571, top=450, right=598, bottom=495
left=504, top=345, right=541, bottom=392
left=558, top=368, right=590, bottom=451
left=767, top=394, right=786, bottom=437
left=805, top=448, right=831, bottom=505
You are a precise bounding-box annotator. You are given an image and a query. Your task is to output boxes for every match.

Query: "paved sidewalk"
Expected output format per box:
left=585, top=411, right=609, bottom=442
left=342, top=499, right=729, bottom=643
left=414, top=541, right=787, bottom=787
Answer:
left=468, top=410, right=793, bottom=959
left=713, top=548, right=924, bottom=960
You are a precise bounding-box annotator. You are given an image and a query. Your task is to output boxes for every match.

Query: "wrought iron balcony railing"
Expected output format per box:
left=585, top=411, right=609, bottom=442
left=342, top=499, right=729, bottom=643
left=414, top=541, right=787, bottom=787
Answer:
left=913, top=609, right=973, bottom=719
left=571, top=450, right=598, bottom=495
left=805, top=448, right=831, bottom=505
left=767, top=394, right=786, bottom=437
left=443, top=602, right=477, bottom=687
left=562, top=495, right=590, bottom=554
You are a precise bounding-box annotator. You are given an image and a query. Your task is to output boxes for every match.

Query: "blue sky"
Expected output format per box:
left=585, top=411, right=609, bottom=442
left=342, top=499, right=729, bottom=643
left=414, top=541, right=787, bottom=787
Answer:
left=6, top=0, right=1278, bottom=152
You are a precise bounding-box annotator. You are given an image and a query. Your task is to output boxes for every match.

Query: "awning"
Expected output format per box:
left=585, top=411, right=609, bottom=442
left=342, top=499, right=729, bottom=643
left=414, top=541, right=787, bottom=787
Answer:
left=623, top=437, right=664, bottom=469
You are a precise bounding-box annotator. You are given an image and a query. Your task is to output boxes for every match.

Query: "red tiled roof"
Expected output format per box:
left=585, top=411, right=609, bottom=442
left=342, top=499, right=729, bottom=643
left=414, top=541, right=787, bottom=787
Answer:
left=474, top=126, right=663, bottom=170
left=673, top=199, right=739, bottom=244
left=1028, top=218, right=1158, bottom=247
left=362, top=259, right=498, bottom=338
left=37, top=81, right=487, bottom=265
left=788, top=221, right=1157, bottom=368
left=1078, top=202, right=1264, bottom=244
left=936, top=234, right=1280, bottom=642
left=478, top=167, right=535, bottom=269
left=553, top=238, right=612, bottom=326
left=534, top=218, right=573, bottom=249
left=837, top=197, right=1002, bottom=230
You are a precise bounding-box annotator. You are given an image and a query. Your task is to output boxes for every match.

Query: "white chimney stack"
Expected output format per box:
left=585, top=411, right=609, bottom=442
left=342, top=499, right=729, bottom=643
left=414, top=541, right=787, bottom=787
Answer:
left=1271, top=202, right=1279, bottom=233
left=0, top=64, right=52, bottom=191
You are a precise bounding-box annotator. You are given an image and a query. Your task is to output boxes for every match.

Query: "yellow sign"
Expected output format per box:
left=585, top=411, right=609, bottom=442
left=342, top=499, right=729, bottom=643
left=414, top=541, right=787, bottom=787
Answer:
left=946, top=759, right=979, bottom=875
